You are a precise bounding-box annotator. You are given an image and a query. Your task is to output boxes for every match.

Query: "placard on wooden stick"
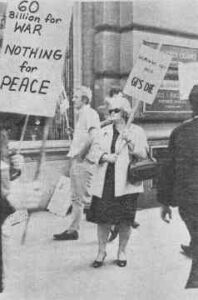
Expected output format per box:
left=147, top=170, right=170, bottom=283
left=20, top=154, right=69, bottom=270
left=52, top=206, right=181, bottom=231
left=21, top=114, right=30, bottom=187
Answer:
left=0, top=0, right=73, bottom=117
left=123, top=44, right=172, bottom=105
left=116, top=43, right=171, bottom=155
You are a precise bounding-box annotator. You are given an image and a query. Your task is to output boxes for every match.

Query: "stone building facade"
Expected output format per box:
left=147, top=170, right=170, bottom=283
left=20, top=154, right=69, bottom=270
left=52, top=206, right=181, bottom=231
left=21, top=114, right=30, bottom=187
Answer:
left=80, top=1, right=198, bottom=150
left=72, top=1, right=198, bottom=204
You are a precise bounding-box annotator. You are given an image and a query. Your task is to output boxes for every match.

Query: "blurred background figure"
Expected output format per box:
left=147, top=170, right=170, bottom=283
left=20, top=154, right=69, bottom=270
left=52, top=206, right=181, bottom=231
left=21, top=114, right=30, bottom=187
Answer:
left=0, top=120, right=43, bottom=293
left=158, top=85, right=198, bottom=288
left=0, top=126, right=24, bottom=292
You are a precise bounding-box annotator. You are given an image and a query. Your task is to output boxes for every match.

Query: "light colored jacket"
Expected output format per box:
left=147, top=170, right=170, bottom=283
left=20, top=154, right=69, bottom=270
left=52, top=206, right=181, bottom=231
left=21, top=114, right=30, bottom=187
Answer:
left=91, top=124, right=148, bottom=198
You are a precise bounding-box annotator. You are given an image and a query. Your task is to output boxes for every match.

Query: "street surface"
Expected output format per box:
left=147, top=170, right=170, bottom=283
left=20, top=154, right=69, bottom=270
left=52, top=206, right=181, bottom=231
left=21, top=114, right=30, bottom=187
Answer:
left=1, top=208, right=198, bottom=300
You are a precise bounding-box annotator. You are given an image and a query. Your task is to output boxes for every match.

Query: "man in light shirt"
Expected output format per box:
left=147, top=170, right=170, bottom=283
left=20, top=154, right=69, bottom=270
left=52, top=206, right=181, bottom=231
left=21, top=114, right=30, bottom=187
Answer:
left=53, top=86, right=100, bottom=240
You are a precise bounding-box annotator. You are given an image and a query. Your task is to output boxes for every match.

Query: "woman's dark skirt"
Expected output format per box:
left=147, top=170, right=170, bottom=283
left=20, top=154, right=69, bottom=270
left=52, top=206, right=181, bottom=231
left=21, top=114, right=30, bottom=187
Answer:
left=87, top=193, right=138, bottom=225
left=87, top=125, right=139, bottom=225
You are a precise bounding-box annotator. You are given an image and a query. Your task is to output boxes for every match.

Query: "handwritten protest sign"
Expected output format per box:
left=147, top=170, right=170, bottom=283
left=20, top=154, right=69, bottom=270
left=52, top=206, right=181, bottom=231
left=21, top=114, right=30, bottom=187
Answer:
left=178, top=62, right=198, bottom=100
left=0, top=0, right=72, bottom=117
left=123, top=44, right=171, bottom=104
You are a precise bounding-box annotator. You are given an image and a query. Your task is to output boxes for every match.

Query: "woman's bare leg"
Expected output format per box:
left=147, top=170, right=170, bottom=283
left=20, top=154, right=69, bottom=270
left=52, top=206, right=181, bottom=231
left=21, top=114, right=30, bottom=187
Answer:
left=96, top=223, right=111, bottom=261
left=118, top=223, right=131, bottom=260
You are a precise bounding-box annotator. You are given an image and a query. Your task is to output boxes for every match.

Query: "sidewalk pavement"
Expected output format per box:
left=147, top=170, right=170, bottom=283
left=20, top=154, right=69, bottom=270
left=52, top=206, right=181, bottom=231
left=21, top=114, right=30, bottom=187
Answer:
left=1, top=207, right=198, bottom=300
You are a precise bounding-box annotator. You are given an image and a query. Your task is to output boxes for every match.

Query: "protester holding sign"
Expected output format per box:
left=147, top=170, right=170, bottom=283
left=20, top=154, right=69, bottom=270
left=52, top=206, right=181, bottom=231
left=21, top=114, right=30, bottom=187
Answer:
left=0, top=123, right=44, bottom=292
left=98, top=88, right=140, bottom=243
left=0, top=2, right=73, bottom=289
left=87, top=94, right=148, bottom=268
left=0, top=126, right=24, bottom=292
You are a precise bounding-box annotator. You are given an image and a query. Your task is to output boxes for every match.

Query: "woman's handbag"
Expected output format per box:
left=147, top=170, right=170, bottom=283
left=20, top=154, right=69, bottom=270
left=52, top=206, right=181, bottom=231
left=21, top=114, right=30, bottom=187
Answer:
left=127, top=151, right=158, bottom=184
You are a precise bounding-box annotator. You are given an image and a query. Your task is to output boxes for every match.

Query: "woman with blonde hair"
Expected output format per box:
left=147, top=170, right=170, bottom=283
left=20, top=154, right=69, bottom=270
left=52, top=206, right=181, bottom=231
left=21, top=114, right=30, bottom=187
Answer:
left=87, top=94, right=148, bottom=267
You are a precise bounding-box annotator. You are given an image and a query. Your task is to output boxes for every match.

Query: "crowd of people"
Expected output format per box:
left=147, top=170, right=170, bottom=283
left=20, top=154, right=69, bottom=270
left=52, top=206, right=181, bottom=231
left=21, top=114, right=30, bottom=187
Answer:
left=1, top=84, right=198, bottom=292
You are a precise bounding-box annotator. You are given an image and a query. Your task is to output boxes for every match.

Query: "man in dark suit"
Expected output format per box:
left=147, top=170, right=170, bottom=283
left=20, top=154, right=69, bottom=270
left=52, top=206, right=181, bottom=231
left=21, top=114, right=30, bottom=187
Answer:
left=158, top=84, right=198, bottom=288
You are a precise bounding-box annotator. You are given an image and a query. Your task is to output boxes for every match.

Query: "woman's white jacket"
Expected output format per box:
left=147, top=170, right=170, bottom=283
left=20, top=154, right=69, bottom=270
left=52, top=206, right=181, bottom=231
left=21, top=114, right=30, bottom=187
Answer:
left=91, top=123, right=148, bottom=199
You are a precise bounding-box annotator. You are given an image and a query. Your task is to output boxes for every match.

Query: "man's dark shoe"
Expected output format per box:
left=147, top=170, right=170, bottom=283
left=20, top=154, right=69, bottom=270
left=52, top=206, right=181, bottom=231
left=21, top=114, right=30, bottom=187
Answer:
left=132, top=221, right=140, bottom=229
left=181, top=244, right=192, bottom=258
left=53, top=230, right=79, bottom=241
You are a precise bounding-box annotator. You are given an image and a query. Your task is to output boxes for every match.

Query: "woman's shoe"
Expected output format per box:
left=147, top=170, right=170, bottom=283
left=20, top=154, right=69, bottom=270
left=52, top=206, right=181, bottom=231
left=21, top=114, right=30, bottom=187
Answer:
left=92, top=252, right=107, bottom=268
left=117, top=259, right=127, bottom=267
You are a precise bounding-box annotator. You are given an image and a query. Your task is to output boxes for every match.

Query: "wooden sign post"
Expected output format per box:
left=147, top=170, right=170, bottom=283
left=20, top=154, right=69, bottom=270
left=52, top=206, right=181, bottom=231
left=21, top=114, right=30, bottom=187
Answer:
left=117, top=42, right=171, bottom=155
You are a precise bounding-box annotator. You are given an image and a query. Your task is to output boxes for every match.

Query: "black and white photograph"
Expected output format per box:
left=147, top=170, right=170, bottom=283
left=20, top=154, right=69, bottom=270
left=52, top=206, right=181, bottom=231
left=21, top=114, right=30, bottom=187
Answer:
left=1, top=0, right=198, bottom=299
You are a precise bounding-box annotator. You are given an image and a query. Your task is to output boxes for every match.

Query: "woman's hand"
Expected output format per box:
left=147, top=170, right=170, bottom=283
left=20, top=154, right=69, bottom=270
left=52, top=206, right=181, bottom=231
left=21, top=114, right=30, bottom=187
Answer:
left=122, top=129, right=132, bottom=143
left=122, top=129, right=135, bottom=153
left=102, top=153, right=117, bottom=163
left=10, top=153, right=24, bottom=171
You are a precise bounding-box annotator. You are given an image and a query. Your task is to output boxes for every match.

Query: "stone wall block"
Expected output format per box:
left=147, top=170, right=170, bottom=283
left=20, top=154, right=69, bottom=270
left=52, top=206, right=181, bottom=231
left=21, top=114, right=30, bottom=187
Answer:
left=94, top=2, right=120, bottom=28
left=120, top=31, right=133, bottom=74
left=94, top=31, right=120, bottom=74
left=120, top=2, right=133, bottom=28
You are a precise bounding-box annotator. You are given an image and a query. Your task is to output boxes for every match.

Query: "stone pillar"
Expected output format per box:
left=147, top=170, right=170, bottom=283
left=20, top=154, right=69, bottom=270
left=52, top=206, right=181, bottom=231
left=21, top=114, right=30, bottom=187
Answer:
left=81, top=3, right=95, bottom=104
left=81, top=2, right=134, bottom=110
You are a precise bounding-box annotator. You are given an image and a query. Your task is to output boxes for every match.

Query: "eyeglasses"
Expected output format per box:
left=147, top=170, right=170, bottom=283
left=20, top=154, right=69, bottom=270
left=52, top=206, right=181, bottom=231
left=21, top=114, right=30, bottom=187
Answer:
left=108, top=108, right=121, bottom=114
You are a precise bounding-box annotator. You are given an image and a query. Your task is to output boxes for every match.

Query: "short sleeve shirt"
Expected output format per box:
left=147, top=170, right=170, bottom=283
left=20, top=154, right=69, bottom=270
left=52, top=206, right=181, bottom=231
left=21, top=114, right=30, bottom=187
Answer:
left=68, top=105, right=100, bottom=158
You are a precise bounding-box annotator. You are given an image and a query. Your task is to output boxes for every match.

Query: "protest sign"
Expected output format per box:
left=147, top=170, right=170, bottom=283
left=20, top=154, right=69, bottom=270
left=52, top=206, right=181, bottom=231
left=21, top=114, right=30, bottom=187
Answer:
left=123, top=44, right=171, bottom=104
left=0, top=0, right=73, bottom=117
left=178, top=62, right=198, bottom=100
